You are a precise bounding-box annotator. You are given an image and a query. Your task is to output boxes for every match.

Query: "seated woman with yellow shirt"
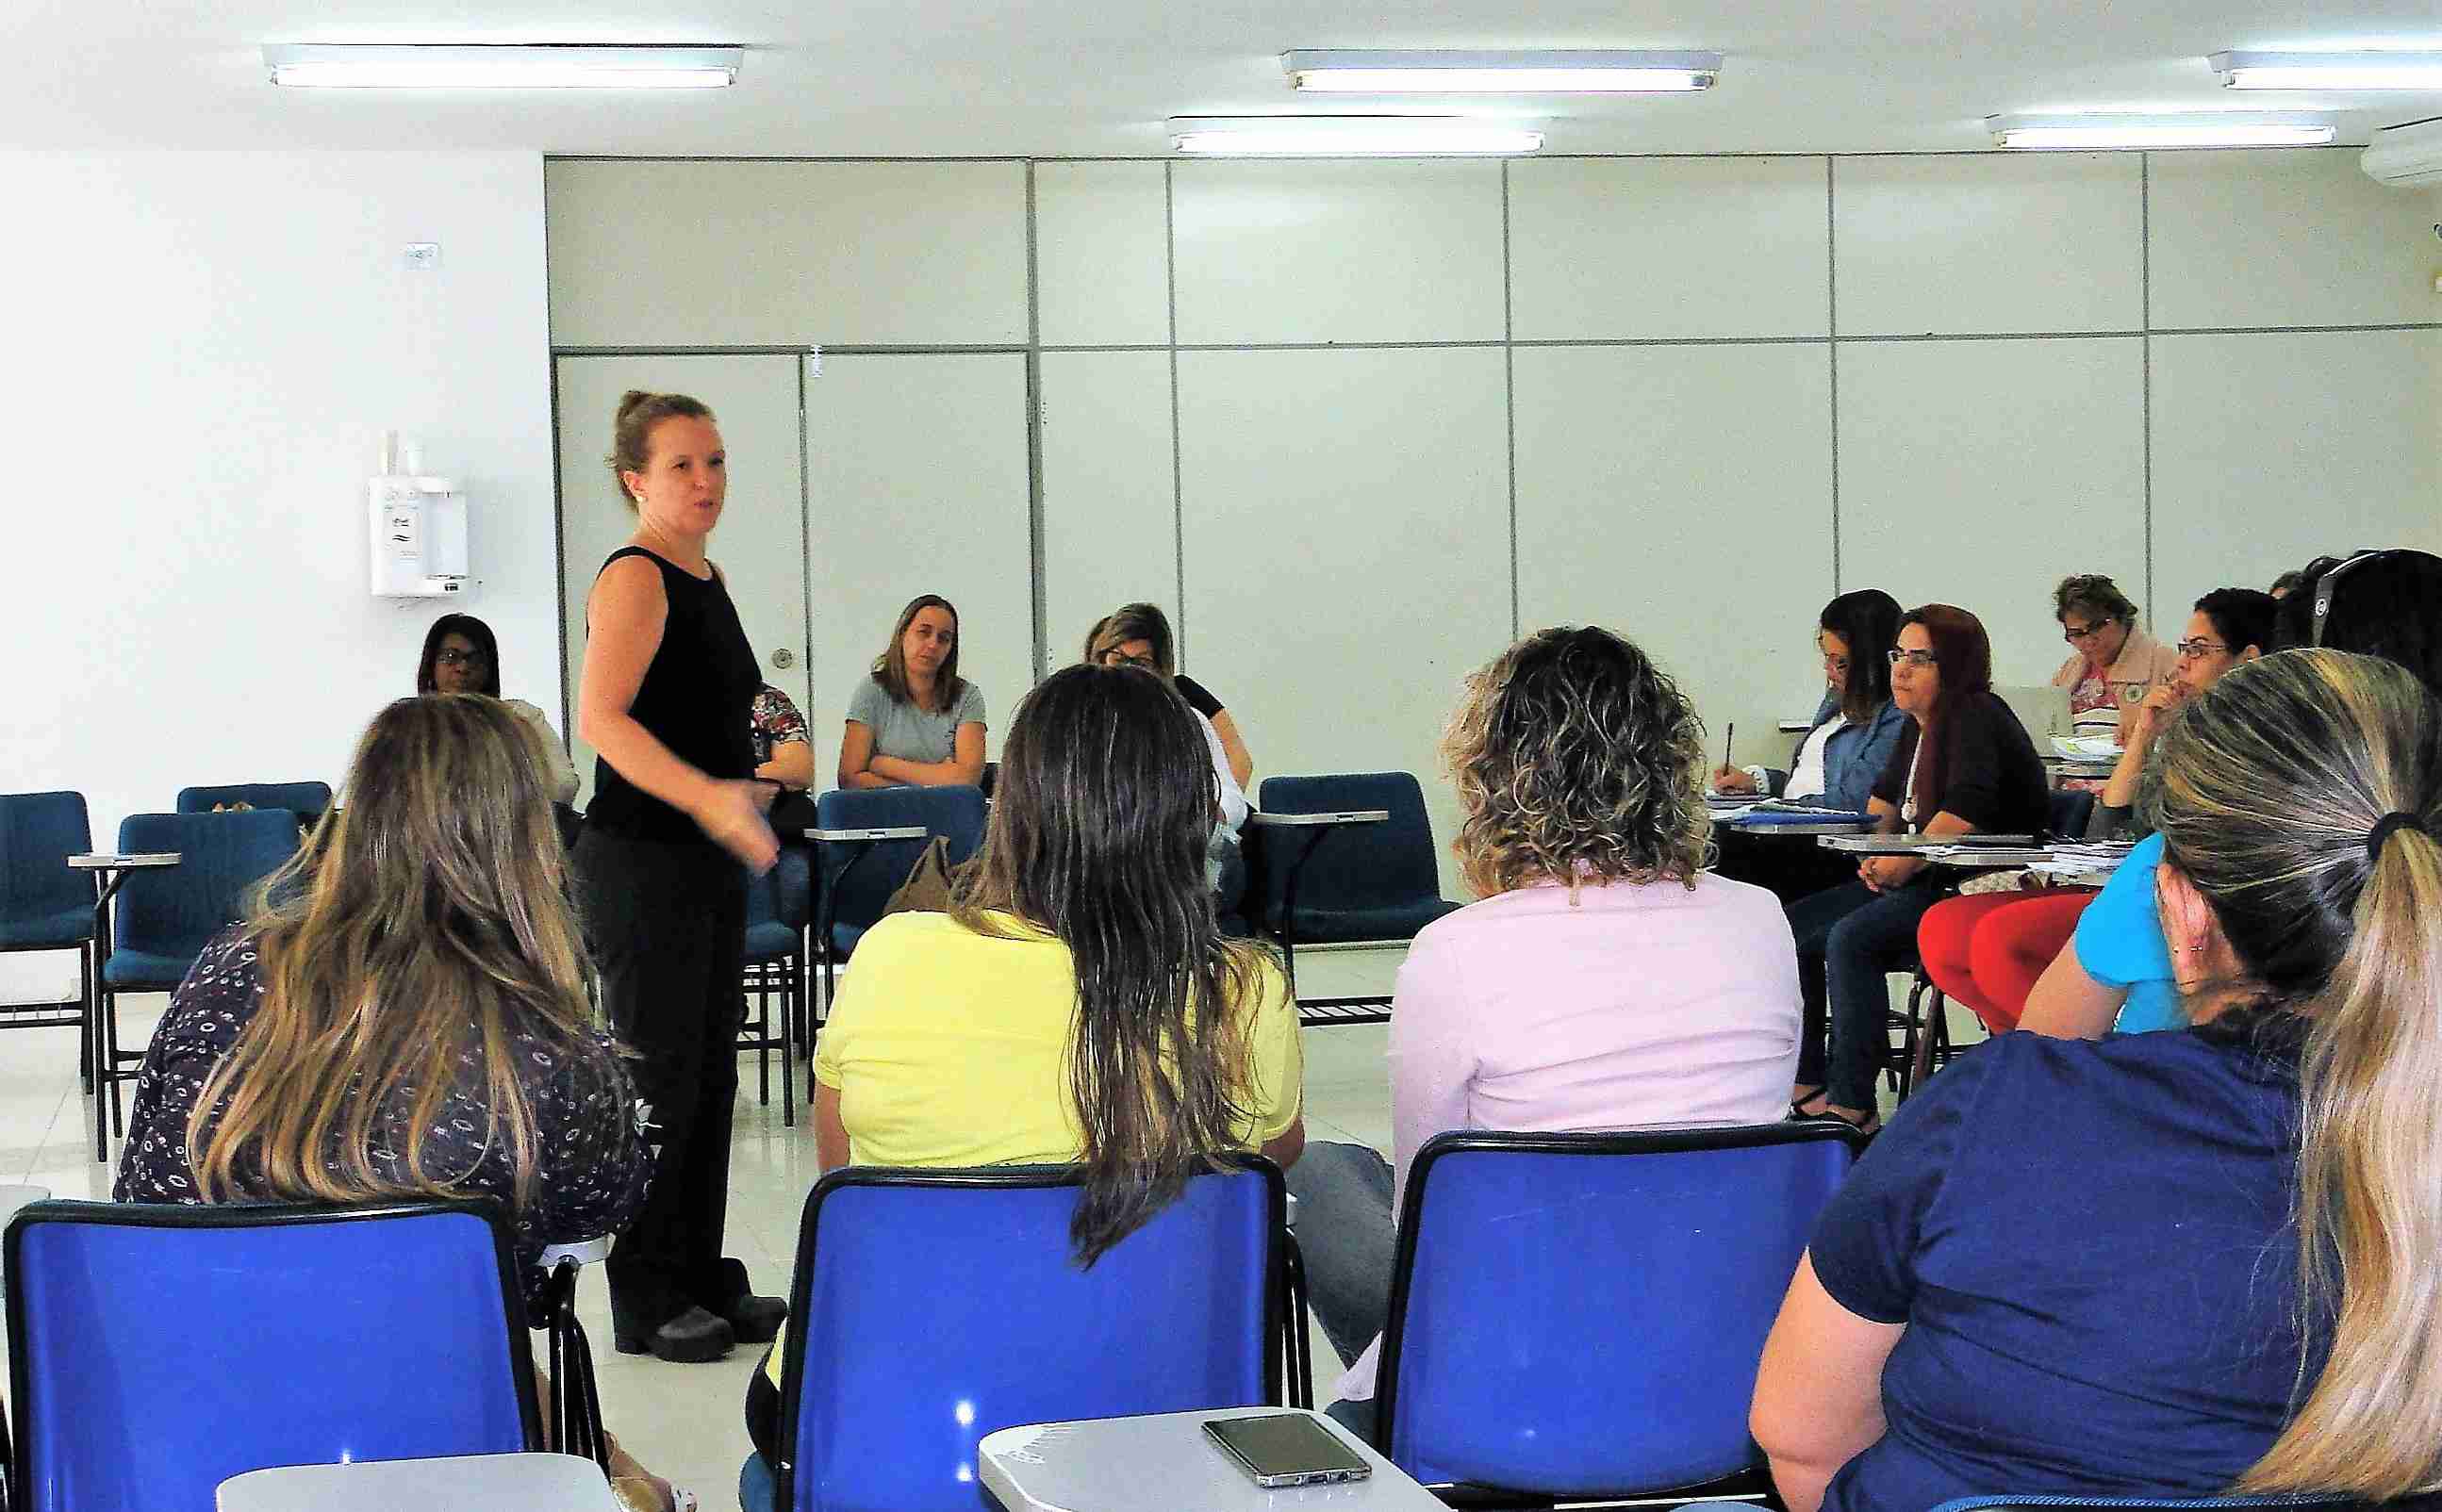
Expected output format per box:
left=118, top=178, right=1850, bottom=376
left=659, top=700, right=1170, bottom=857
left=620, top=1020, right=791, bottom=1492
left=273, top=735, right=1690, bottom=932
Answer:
left=738, top=664, right=1306, bottom=1501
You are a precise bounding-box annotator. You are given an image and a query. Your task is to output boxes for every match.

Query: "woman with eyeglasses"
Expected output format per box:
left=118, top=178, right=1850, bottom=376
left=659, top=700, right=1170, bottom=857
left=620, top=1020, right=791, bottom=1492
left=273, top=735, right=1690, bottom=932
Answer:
left=1084, top=602, right=1255, bottom=790
left=1910, top=586, right=2279, bottom=1040
left=417, top=613, right=580, bottom=804
left=2048, top=574, right=2177, bottom=746
left=2021, top=550, right=2442, bottom=1041
left=1785, top=606, right=2048, bottom=1134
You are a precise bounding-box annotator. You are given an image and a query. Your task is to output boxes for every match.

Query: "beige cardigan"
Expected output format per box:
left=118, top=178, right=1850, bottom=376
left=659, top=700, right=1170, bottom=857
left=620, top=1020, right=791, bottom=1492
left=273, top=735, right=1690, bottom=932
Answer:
left=2051, top=628, right=2178, bottom=741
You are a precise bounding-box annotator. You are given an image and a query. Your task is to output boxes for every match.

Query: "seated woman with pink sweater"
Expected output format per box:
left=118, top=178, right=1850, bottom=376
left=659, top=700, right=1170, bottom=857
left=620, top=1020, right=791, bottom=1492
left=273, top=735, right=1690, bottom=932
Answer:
left=1285, top=625, right=1802, bottom=1438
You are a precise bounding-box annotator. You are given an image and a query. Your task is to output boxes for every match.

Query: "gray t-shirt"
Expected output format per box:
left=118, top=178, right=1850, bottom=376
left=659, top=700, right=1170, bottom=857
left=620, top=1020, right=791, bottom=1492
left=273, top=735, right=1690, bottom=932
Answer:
left=846, top=675, right=987, bottom=764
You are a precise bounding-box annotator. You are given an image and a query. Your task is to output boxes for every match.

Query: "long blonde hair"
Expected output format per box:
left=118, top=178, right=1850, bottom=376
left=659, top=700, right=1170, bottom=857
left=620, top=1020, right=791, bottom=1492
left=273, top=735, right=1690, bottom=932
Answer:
left=189, top=696, right=605, bottom=1210
left=2149, top=649, right=2442, bottom=1499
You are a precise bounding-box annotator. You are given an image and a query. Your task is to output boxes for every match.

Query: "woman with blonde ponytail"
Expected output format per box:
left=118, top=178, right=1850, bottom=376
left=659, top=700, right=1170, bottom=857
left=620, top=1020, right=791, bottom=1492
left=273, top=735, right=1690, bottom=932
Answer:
left=1753, top=648, right=2442, bottom=1512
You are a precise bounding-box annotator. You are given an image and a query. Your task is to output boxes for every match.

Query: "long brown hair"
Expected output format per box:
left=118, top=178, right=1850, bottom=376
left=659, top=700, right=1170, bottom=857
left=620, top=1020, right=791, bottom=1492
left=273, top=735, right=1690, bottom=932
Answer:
left=1443, top=627, right=1711, bottom=897
left=950, top=665, right=1264, bottom=1265
left=1085, top=602, right=1179, bottom=679
left=870, top=593, right=965, bottom=713
left=188, top=696, right=606, bottom=1209
left=1898, top=603, right=1994, bottom=820
left=2149, top=650, right=2442, bottom=1499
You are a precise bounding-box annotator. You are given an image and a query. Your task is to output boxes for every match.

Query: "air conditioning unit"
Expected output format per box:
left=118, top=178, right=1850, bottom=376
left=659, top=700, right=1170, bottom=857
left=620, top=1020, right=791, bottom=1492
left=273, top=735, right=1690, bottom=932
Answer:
left=2361, top=116, right=2442, bottom=188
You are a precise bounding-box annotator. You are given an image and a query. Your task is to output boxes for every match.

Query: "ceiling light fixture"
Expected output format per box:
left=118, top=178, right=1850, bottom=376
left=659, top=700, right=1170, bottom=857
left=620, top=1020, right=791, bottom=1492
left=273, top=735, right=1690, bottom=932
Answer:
left=1987, top=113, right=2336, bottom=150
left=2210, top=50, right=2442, bottom=90
left=263, top=43, right=743, bottom=90
left=1169, top=116, right=1545, bottom=156
left=1281, top=49, right=1721, bottom=93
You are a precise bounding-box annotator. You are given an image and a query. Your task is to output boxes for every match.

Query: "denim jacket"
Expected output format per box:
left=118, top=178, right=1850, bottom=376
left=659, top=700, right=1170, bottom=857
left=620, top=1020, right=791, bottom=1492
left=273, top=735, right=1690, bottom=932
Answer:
left=1764, top=691, right=1909, bottom=817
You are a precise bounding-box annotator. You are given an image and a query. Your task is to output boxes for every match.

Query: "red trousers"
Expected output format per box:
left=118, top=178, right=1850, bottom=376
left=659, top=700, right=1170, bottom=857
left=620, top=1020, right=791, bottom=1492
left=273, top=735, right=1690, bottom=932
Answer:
left=1916, top=889, right=2098, bottom=1033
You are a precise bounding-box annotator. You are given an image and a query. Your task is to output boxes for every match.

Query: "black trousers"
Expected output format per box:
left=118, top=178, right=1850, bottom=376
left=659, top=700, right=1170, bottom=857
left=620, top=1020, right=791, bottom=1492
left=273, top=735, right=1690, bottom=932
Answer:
left=574, top=827, right=748, bottom=1331
left=1711, top=826, right=1861, bottom=905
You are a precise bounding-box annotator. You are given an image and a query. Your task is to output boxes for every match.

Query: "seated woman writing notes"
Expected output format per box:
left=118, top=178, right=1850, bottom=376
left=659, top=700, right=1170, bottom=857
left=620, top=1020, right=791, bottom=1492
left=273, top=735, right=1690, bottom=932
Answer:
left=1712, top=589, right=1908, bottom=902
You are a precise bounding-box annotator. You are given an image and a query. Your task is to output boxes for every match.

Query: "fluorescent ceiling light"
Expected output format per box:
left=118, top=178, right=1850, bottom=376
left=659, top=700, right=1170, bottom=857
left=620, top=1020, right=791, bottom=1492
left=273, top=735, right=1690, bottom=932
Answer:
left=263, top=43, right=742, bottom=90
left=1282, top=49, right=1720, bottom=93
left=2211, top=50, right=2442, bottom=90
left=1170, top=117, right=1544, bottom=156
left=1987, top=113, right=2335, bottom=149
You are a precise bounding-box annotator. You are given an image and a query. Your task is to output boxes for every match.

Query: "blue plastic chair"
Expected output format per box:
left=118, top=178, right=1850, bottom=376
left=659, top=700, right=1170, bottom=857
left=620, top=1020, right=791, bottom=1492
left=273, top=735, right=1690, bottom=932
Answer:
left=174, top=781, right=334, bottom=827
left=94, top=810, right=300, bottom=1159
left=741, top=846, right=811, bottom=1125
left=1375, top=1124, right=1863, bottom=1499
left=804, top=785, right=987, bottom=1022
left=1248, top=772, right=1460, bottom=1025
left=5, top=1198, right=539, bottom=1512
left=0, top=792, right=99, bottom=1089
left=1932, top=1498, right=2378, bottom=1512
left=761, top=1157, right=1294, bottom=1512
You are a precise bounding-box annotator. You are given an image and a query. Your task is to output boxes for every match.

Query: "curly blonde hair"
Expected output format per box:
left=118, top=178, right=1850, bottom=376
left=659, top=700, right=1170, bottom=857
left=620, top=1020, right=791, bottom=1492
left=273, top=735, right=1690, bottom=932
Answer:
left=1443, top=626, right=1713, bottom=898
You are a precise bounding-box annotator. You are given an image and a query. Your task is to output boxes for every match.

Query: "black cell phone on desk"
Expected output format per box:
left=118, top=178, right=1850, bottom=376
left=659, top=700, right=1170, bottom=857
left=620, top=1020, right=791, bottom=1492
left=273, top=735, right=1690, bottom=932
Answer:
left=1202, top=1413, right=1373, bottom=1487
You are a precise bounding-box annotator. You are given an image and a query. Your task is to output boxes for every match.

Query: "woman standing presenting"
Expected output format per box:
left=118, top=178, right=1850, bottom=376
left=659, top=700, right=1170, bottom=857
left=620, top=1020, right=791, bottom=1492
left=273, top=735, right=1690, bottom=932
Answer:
left=575, top=390, right=784, bottom=1364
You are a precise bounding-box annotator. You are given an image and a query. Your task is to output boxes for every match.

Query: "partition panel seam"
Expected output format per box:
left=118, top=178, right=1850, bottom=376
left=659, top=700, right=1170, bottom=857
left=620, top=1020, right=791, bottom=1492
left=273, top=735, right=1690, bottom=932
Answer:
left=1826, top=156, right=1840, bottom=596
left=798, top=354, right=817, bottom=725
left=1503, top=159, right=1519, bottom=640
left=1166, top=162, right=1187, bottom=665
left=2140, top=153, right=2154, bottom=624
left=1024, top=161, right=1049, bottom=682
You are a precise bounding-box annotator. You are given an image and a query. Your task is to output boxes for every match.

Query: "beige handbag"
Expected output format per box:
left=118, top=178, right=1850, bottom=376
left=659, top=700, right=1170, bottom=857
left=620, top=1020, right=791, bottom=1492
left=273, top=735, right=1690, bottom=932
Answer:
left=881, top=836, right=958, bottom=917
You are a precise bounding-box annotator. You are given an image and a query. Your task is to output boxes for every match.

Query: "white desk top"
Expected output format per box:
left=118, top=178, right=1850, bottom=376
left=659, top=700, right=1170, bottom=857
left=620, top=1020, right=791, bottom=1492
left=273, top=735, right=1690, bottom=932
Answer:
left=980, top=1408, right=1444, bottom=1511
left=66, top=852, right=181, bottom=870
left=217, top=1452, right=619, bottom=1511
left=1245, top=810, right=1389, bottom=829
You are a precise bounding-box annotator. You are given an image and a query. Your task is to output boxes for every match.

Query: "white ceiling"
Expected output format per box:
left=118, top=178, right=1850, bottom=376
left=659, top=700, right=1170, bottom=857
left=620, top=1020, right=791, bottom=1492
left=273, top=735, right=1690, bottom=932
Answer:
left=11, top=0, right=2442, bottom=156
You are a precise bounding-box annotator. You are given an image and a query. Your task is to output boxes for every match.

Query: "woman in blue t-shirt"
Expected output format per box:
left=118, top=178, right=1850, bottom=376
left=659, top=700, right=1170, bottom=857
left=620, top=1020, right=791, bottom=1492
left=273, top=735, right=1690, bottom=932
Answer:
left=1752, top=648, right=2442, bottom=1512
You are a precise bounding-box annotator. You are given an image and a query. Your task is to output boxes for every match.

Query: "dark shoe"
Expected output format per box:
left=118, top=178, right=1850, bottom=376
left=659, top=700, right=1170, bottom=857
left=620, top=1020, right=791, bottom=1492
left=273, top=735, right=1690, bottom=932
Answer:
left=708, top=1257, right=788, bottom=1344
left=614, top=1305, right=734, bottom=1362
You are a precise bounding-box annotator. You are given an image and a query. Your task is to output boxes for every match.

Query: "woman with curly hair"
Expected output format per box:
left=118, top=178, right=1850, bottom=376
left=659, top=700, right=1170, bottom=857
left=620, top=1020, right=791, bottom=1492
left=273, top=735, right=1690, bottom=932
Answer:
left=1287, top=625, right=1802, bottom=1438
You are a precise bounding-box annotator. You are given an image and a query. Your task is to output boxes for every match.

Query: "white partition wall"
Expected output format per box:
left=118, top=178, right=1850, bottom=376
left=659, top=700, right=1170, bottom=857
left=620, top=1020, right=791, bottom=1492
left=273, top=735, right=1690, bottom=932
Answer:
left=553, top=354, right=809, bottom=808
left=1039, top=351, right=1180, bottom=663
left=546, top=149, right=2442, bottom=803
left=1179, top=348, right=1511, bottom=893
left=1837, top=338, right=2148, bottom=685
left=803, top=353, right=1034, bottom=761
left=1515, top=344, right=1835, bottom=737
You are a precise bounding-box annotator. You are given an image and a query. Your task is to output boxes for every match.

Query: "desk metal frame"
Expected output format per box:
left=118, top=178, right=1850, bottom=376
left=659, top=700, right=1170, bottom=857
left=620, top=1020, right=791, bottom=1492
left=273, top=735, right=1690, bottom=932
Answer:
left=1246, top=810, right=1394, bottom=1028
left=67, top=852, right=181, bottom=1162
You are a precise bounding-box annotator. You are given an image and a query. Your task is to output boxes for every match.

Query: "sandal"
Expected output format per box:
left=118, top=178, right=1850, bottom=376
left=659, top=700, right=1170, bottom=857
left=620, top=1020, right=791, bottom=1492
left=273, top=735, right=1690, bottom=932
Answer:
left=1796, top=1104, right=1882, bottom=1139
left=1789, top=1086, right=1829, bottom=1120
left=612, top=1476, right=698, bottom=1512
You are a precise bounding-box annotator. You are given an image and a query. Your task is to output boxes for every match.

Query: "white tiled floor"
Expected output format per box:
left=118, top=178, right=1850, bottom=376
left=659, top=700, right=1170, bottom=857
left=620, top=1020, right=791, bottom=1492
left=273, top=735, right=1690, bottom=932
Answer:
left=14, top=945, right=1951, bottom=1509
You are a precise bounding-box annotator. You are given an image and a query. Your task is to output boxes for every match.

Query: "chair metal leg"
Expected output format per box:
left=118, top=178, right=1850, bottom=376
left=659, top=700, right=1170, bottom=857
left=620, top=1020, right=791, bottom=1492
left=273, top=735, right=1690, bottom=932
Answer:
left=1281, top=1230, right=1314, bottom=1410
left=76, top=941, right=93, bottom=1093
left=91, top=987, right=110, bottom=1163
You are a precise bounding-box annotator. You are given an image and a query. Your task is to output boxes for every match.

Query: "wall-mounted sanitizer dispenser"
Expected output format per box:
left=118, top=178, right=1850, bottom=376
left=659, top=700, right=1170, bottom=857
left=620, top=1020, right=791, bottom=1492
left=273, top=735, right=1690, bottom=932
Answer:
left=368, top=436, right=470, bottom=598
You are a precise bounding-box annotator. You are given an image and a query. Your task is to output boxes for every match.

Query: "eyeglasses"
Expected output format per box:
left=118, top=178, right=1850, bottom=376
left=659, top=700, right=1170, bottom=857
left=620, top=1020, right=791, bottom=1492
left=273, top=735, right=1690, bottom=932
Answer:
left=436, top=647, right=489, bottom=667
left=2173, top=638, right=2231, bottom=661
left=2061, top=619, right=2117, bottom=644
left=1887, top=649, right=1939, bottom=669
left=1104, top=653, right=1158, bottom=671
left=1817, top=646, right=1850, bottom=676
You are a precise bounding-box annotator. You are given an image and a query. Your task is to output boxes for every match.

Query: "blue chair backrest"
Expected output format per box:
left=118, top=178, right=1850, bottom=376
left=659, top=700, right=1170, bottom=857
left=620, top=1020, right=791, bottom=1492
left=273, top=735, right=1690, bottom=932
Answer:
left=810, top=786, right=987, bottom=937
left=113, top=811, right=300, bottom=966
left=0, top=791, right=93, bottom=928
left=1378, top=1125, right=1862, bottom=1496
left=1256, top=772, right=1442, bottom=917
left=745, top=846, right=815, bottom=956
left=175, top=781, right=333, bottom=823
left=1931, top=1499, right=2378, bottom=1512
left=6, top=1199, right=538, bottom=1512
left=2047, top=787, right=2097, bottom=840
left=778, top=1159, right=1283, bottom=1512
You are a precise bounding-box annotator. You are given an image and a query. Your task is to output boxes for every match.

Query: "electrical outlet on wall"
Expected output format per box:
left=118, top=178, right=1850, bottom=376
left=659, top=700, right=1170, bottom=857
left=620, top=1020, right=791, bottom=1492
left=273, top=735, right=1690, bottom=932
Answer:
left=404, top=241, right=440, bottom=271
